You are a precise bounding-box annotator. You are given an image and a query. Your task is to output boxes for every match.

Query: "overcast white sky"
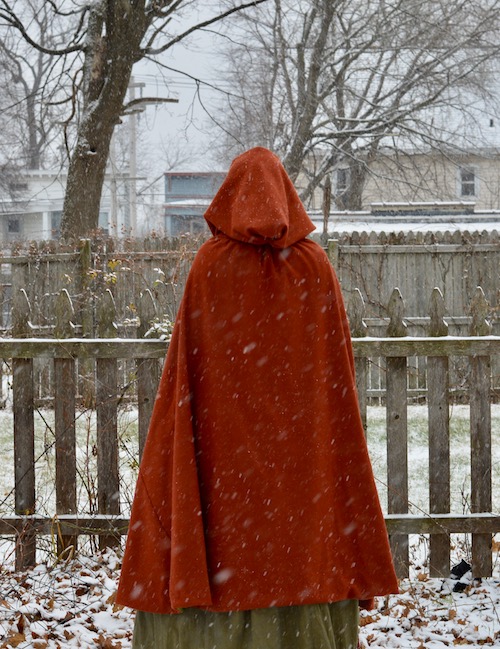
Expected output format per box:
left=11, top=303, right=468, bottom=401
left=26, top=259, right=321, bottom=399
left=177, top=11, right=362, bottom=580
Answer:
left=130, top=8, right=236, bottom=178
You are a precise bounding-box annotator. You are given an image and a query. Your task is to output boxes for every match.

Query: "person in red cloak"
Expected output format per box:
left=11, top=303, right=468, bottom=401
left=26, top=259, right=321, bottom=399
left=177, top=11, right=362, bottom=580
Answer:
left=117, top=147, right=398, bottom=648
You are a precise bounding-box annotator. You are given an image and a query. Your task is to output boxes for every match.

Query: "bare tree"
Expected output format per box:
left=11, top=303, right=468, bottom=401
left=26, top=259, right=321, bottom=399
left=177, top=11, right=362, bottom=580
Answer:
left=213, top=0, right=500, bottom=208
left=0, top=0, right=71, bottom=202
left=0, top=0, right=269, bottom=239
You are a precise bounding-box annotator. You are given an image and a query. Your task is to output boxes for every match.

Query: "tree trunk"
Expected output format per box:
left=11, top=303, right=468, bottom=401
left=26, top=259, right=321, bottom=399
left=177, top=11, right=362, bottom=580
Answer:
left=60, top=2, right=147, bottom=241
left=344, top=161, right=366, bottom=211
left=61, top=110, right=118, bottom=239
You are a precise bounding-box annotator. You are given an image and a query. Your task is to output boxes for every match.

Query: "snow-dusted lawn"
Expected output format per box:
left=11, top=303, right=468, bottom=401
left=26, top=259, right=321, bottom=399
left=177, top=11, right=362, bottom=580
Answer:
left=0, top=549, right=498, bottom=648
left=0, top=404, right=498, bottom=647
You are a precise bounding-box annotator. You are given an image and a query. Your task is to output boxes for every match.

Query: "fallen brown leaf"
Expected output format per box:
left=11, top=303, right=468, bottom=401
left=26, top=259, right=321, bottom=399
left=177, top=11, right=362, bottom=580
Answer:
left=1, top=632, right=26, bottom=648
left=94, top=635, right=122, bottom=649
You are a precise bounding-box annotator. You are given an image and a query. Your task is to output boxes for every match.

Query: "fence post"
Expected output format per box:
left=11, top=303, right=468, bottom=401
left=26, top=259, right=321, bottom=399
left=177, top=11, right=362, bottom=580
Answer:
left=54, top=289, right=77, bottom=556
left=12, top=288, right=36, bottom=570
left=386, top=287, right=409, bottom=578
left=327, top=239, right=339, bottom=269
left=136, top=289, right=160, bottom=459
left=96, top=289, right=120, bottom=549
left=348, top=289, right=368, bottom=433
left=427, top=287, right=450, bottom=577
left=469, top=286, right=492, bottom=577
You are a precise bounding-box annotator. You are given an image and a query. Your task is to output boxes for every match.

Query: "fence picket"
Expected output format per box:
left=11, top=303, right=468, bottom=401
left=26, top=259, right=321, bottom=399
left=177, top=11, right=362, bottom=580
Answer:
left=348, top=289, right=368, bottom=433
left=136, top=290, right=161, bottom=459
left=12, top=289, right=36, bottom=569
left=54, top=289, right=77, bottom=556
left=79, top=239, right=96, bottom=406
left=469, top=287, right=493, bottom=577
left=427, top=287, right=451, bottom=577
left=96, top=290, right=120, bottom=549
left=386, top=288, right=409, bottom=578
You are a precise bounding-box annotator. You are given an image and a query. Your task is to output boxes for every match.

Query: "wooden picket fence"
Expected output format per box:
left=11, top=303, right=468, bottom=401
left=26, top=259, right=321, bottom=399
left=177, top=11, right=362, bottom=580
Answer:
left=0, top=283, right=499, bottom=581
left=329, top=230, right=500, bottom=323
left=1, top=230, right=498, bottom=337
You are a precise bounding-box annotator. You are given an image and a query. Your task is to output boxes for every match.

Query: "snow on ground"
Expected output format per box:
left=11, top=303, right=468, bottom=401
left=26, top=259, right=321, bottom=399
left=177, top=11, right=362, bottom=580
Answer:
left=360, top=570, right=500, bottom=647
left=0, top=547, right=498, bottom=648
left=0, top=404, right=498, bottom=646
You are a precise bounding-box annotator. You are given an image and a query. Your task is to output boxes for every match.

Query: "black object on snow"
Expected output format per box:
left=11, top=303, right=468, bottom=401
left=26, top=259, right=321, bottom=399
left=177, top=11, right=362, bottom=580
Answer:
left=450, top=560, right=471, bottom=580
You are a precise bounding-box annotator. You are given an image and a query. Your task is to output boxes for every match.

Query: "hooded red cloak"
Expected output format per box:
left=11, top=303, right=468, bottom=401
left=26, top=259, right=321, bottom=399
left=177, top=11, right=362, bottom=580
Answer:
left=117, top=147, right=398, bottom=614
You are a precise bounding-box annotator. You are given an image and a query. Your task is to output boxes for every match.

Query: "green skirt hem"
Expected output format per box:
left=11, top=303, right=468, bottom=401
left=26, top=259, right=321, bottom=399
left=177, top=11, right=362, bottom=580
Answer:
left=133, top=600, right=359, bottom=649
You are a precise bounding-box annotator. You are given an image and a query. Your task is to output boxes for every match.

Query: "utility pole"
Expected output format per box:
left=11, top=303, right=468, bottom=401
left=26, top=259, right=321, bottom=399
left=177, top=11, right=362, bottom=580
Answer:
left=128, top=77, right=145, bottom=236
left=126, top=77, right=178, bottom=237
left=109, top=134, right=118, bottom=235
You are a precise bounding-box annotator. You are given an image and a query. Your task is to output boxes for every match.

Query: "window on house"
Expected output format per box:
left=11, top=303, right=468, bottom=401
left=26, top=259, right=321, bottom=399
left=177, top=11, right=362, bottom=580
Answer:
left=459, top=167, right=477, bottom=197
left=8, top=218, right=20, bottom=234
left=336, top=168, right=350, bottom=194
left=9, top=182, right=28, bottom=194
left=51, top=211, right=62, bottom=238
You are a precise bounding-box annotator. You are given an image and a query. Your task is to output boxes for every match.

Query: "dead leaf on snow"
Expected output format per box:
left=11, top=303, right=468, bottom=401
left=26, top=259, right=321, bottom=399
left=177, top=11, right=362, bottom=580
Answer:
left=1, top=632, right=26, bottom=648
left=94, top=634, right=122, bottom=649
left=75, top=586, right=88, bottom=596
left=107, top=590, right=124, bottom=611
left=16, top=614, right=26, bottom=635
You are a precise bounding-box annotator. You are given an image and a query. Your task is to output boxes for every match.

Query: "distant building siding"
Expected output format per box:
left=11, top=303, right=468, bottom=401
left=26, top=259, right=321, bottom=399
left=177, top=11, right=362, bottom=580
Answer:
left=361, top=152, right=500, bottom=211
left=165, top=172, right=225, bottom=199
left=305, top=150, right=500, bottom=212
left=164, top=172, right=226, bottom=236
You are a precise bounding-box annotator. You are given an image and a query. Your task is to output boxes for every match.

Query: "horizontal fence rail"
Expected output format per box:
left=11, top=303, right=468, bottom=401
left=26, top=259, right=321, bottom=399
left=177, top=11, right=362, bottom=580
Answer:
left=0, top=336, right=499, bottom=359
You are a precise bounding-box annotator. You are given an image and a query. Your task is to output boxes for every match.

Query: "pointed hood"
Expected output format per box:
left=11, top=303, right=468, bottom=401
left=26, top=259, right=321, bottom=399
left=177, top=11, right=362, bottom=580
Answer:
left=204, top=147, right=315, bottom=248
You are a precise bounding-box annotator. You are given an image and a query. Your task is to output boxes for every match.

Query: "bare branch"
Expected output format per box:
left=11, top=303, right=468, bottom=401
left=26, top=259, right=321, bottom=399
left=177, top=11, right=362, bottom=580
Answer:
left=145, top=0, right=271, bottom=56
left=0, top=1, right=84, bottom=56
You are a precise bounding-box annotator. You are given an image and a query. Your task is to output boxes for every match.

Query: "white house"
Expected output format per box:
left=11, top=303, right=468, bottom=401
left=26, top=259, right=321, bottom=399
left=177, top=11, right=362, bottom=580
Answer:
left=0, top=168, right=131, bottom=242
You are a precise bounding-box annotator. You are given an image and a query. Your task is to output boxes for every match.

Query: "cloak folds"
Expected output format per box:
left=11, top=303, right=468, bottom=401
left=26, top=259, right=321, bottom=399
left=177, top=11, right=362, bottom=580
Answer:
left=117, top=147, right=398, bottom=615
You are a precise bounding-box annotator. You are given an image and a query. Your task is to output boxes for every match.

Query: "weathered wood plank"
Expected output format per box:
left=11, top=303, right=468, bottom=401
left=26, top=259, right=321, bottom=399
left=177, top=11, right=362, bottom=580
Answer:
left=136, top=290, right=161, bottom=458
left=334, top=243, right=500, bottom=254
left=12, top=288, right=36, bottom=570
left=1, top=513, right=499, bottom=537
left=353, top=337, right=500, bottom=357
left=137, top=359, right=160, bottom=458
left=348, top=289, right=368, bottom=433
left=428, top=288, right=450, bottom=577
left=0, top=336, right=499, bottom=360
left=0, top=339, right=168, bottom=359
left=384, top=514, right=500, bottom=535
left=79, top=238, right=96, bottom=407
left=96, top=290, right=120, bottom=549
left=54, top=359, right=77, bottom=553
left=0, top=515, right=130, bottom=536
left=427, top=356, right=450, bottom=576
left=54, top=289, right=77, bottom=555
left=13, top=358, right=36, bottom=570
left=469, top=287, right=493, bottom=578
left=386, top=289, right=409, bottom=578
